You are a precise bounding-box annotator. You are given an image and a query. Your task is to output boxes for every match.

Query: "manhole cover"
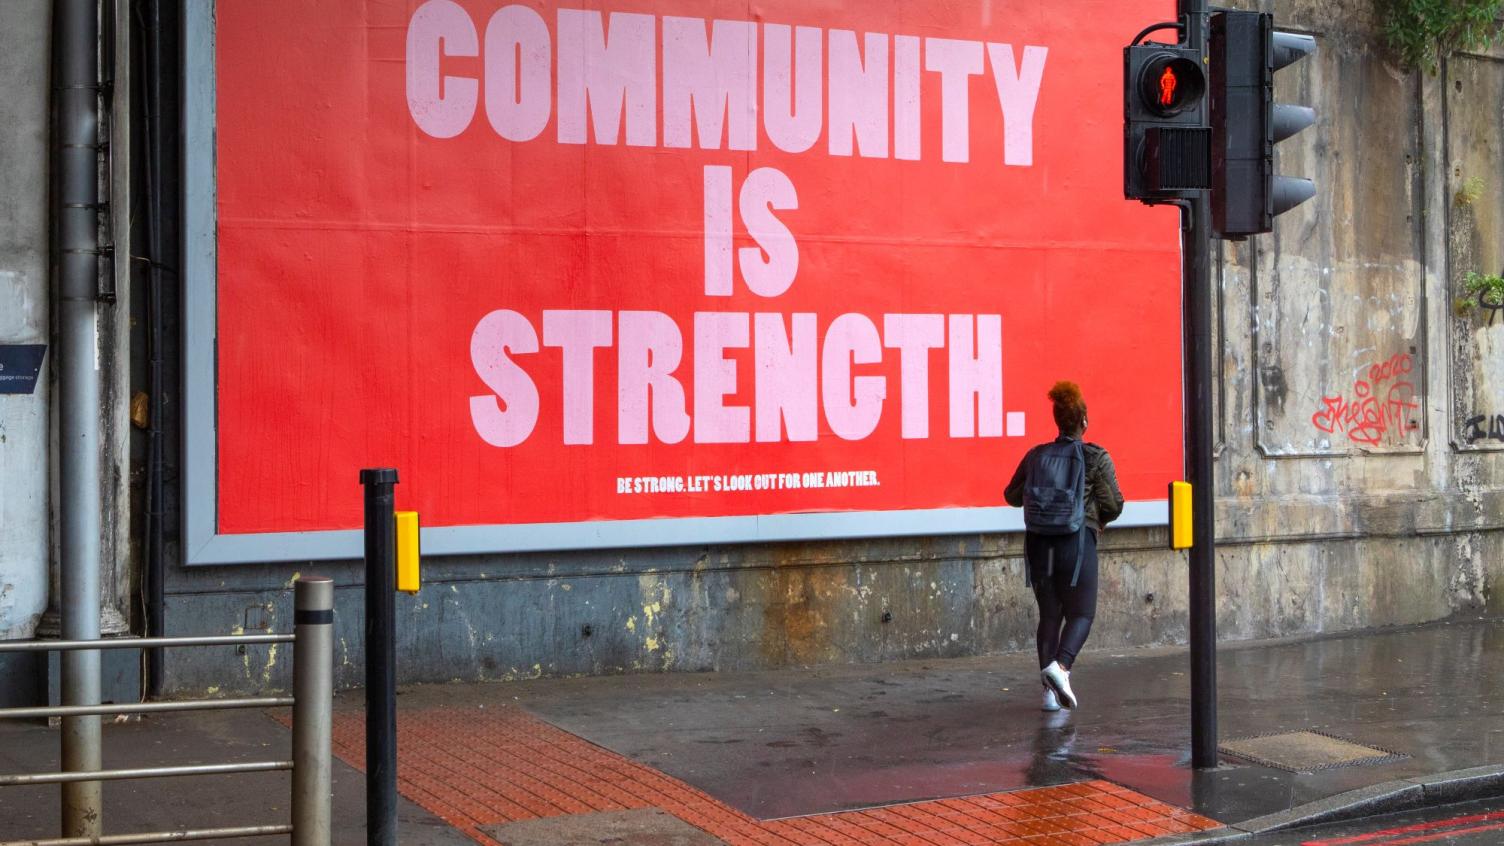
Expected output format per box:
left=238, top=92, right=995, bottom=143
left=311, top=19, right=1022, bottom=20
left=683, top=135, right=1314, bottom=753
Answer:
left=479, top=808, right=726, bottom=846
left=1219, top=730, right=1407, bottom=773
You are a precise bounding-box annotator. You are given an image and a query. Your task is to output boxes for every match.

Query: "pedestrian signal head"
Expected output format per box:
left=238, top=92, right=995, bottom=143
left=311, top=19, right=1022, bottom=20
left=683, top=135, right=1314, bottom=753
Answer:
left=1124, top=44, right=1210, bottom=201
left=1139, top=54, right=1205, bottom=118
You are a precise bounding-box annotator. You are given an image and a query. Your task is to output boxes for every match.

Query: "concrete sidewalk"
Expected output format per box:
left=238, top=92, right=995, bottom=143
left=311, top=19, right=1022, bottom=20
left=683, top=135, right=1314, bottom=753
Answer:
left=2, top=616, right=1498, bottom=845
left=302, top=616, right=1499, bottom=844
left=497, top=615, right=1504, bottom=825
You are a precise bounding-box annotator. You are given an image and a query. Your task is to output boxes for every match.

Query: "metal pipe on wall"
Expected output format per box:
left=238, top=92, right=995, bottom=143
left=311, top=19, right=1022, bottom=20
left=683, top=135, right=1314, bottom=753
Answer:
left=139, top=0, right=170, bottom=700
left=53, top=0, right=104, bottom=834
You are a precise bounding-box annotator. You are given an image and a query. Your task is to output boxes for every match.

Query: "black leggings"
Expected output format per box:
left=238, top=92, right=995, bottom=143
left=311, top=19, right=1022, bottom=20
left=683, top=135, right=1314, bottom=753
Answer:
left=1026, top=529, right=1099, bottom=671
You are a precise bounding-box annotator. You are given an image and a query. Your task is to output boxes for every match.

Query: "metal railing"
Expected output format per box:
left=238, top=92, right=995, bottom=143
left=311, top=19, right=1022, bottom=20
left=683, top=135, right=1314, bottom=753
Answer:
left=0, top=577, right=334, bottom=846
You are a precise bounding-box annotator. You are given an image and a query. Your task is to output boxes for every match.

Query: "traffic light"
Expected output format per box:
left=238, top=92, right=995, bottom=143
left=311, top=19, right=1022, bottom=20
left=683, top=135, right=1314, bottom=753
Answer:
left=1124, top=42, right=1209, bottom=202
left=1210, top=11, right=1317, bottom=238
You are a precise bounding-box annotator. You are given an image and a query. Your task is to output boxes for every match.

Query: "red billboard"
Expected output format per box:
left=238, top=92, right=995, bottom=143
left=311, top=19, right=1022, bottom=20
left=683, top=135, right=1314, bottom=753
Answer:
left=208, top=0, right=1181, bottom=547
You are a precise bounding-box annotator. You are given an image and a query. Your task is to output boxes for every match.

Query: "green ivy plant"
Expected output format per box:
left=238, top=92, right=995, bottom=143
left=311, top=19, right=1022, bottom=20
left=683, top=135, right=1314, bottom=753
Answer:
left=1456, top=271, right=1504, bottom=318
left=1456, top=175, right=1486, bottom=207
left=1382, top=0, right=1504, bottom=72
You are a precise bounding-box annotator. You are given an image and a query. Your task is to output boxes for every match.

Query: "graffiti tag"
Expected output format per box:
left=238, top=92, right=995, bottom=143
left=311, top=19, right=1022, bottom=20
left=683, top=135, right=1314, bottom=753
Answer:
left=1311, top=354, right=1421, bottom=447
left=1464, top=414, right=1504, bottom=444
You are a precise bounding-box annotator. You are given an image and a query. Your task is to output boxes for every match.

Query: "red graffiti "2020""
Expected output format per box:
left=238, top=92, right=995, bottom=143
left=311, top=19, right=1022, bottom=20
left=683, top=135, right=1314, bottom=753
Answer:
left=1311, top=353, right=1420, bottom=447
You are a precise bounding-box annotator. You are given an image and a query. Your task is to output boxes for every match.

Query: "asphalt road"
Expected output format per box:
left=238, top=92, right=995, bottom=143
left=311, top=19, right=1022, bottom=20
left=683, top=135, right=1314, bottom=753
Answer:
left=1239, top=796, right=1504, bottom=845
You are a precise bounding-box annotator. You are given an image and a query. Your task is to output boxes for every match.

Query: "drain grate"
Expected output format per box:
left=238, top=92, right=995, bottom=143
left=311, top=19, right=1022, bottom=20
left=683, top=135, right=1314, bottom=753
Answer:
left=1219, top=730, right=1408, bottom=773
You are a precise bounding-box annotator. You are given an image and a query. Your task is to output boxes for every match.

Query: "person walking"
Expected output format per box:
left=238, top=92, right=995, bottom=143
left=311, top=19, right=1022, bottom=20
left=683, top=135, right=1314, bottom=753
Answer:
left=1004, top=381, right=1124, bottom=711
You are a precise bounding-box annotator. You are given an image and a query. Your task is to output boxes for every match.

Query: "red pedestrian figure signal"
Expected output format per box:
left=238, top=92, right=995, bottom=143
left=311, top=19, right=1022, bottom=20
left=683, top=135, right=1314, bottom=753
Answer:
left=1132, top=53, right=1203, bottom=119
left=1159, top=66, right=1177, bottom=107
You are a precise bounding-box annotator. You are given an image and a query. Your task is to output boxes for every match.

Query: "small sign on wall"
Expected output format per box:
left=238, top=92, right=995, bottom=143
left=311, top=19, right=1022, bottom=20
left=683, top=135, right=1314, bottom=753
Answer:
left=0, top=345, right=46, bottom=395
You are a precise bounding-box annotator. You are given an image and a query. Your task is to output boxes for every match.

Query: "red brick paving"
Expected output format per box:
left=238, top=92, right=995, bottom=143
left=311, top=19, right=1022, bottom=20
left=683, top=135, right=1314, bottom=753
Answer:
left=316, top=704, right=1218, bottom=845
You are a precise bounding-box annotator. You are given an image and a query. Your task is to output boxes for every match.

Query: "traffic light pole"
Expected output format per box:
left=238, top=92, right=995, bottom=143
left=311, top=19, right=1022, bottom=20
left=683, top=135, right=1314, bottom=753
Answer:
left=1182, top=195, right=1218, bottom=770
left=361, top=468, right=399, bottom=846
left=1179, top=0, right=1219, bottom=771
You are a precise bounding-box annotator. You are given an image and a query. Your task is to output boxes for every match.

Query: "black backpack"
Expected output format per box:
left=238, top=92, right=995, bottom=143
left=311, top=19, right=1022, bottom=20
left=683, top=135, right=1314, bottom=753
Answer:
left=1023, top=439, right=1086, bottom=536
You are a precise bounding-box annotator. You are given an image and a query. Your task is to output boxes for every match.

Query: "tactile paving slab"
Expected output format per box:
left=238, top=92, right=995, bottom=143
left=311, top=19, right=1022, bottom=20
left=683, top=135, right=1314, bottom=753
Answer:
left=312, top=702, right=1221, bottom=845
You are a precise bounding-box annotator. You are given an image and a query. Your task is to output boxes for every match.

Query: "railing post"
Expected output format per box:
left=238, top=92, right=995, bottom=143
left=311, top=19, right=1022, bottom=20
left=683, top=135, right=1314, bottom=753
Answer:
left=360, top=469, right=398, bottom=846
left=292, top=576, right=334, bottom=846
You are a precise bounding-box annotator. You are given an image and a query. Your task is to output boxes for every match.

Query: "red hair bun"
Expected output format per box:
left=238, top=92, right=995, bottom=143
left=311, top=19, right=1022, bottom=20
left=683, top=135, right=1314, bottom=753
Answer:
left=1048, top=381, right=1082, bottom=407
left=1048, top=381, right=1087, bottom=433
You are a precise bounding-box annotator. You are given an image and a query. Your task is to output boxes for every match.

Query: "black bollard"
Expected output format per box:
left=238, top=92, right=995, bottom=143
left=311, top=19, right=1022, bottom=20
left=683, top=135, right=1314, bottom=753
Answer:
left=360, top=468, right=398, bottom=846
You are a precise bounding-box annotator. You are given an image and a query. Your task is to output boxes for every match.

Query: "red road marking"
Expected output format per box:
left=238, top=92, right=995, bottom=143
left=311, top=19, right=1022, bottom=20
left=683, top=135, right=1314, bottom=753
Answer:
left=1303, top=812, right=1504, bottom=846
left=1382, top=821, right=1504, bottom=845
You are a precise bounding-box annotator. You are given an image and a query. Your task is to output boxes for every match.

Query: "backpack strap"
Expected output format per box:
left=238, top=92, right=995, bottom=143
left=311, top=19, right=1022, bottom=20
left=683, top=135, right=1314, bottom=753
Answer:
left=1074, top=439, right=1086, bottom=496
left=1024, top=543, right=1055, bottom=588
left=1069, top=441, right=1086, bottom=586
left=1069, top=527, right=1084, bottom=587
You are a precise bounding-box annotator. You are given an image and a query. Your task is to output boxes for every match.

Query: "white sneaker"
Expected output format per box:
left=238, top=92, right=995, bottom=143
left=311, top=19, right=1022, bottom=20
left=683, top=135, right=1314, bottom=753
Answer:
left=1041, top=661, right=1077, bottom=709
left=1042, top=687, right=1061, bottom=712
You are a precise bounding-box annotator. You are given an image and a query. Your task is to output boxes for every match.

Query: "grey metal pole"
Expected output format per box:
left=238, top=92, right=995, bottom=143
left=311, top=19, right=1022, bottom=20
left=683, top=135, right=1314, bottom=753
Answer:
left=0, top=824, right=294, bottom=846
left=0, top=697, right=293, bottom=719
left=293, top=576, right=334, bottom=846
left=1178, top=0, right=1219, bottom=771
left=0, top=760, right=293, bottom=786
left=0, top=634, right=294, bottom=652
left=54, top=0, right=104, bottom=835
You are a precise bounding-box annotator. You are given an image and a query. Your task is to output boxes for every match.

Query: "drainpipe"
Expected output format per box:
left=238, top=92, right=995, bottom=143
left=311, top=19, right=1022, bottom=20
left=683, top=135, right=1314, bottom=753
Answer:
left=53, top=0, right=103, bottom=835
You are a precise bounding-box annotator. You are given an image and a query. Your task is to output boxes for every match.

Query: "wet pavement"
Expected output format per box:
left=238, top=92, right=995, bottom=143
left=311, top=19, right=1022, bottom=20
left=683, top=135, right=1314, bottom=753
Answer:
left=1, top=617, right=1498, bottom=844
left=511, top=616, right=1504, bottom=824
left=0, top=709, right=470, bottom=845
left=1235, top=795, right=1504, bottom=845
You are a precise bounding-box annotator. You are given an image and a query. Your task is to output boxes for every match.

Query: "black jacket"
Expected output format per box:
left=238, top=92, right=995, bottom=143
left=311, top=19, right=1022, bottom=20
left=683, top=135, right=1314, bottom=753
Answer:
left=1004, top=437, right=1125, bottom=534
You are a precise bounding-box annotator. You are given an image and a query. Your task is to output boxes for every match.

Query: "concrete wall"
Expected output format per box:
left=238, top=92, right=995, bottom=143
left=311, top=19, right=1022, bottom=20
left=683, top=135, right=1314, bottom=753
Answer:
left=161, top=528, right=1504, bottom=695
left=0, top=3, right=138, bottom=711
left=101, top=0, right=134, bottom=637
left=151, top=0, right=1504, bottom=694
left=0, top=1, right=52, bottom=643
